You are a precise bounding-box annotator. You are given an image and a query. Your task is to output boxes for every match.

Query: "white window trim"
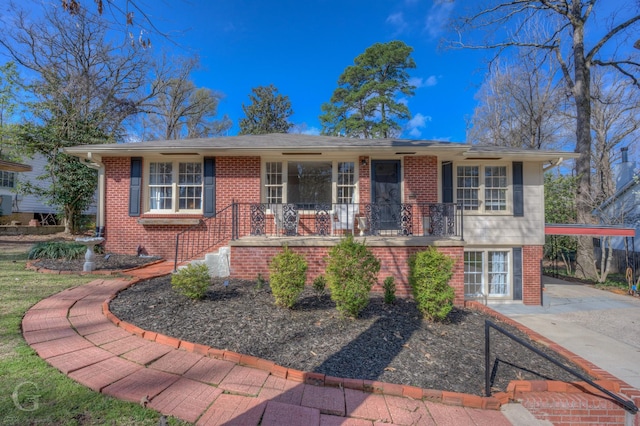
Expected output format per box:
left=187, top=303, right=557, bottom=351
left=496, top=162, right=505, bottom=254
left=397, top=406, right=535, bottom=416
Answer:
left=464, top=248, right=513, bottom=299
left=0, top=170, right=16, bottom=189
left=261, top=157, right=359, bottom=207
left=143, top=157, right=204, bottom=214
left=454, top=163, right=512, bottom=215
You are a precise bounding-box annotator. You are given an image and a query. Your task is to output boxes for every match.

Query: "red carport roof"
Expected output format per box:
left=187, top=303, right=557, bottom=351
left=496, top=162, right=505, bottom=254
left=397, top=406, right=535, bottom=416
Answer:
left=545, top=224, right=636, bottom=237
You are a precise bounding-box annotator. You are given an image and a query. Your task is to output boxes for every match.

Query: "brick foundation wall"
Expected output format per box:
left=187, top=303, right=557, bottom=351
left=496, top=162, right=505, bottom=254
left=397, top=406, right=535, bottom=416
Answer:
left=230, top=244, right=465, bottom=302
left=523, top=245, right=543, bottom=305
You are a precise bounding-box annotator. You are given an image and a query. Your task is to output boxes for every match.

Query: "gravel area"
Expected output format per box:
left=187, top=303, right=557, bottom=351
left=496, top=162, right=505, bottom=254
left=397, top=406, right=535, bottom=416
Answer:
left=109, top=275, right=590, bottom=396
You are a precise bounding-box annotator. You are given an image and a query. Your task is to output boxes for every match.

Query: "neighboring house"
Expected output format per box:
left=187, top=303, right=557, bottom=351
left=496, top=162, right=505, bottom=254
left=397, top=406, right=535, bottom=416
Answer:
left=64, top=134, right=575, bottom=306
left=594, top=147, right=639, bottom=271
left=0, top=153, right=97, bottom=225
left=0, top=158, right=32, bottom=220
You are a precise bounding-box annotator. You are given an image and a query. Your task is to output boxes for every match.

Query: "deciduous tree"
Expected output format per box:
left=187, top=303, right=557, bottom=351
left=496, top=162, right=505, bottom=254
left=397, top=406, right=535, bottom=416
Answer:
left=0, top=4, right=154, bottom=232
left=451, top=0, right=640, bottom=279
left=143, top=56, right=231, bottom=140
left=469, top=50, right=569, bottom=150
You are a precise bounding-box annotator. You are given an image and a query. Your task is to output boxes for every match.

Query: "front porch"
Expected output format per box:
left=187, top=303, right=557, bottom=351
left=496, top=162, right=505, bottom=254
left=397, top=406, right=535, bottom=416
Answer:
left=175, top=202, right=466, bottom=301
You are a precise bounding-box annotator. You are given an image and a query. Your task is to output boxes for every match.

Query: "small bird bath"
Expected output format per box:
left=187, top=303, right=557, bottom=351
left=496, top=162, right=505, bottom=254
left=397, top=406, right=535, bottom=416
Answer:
left=75, top=237, right=105, bottom=272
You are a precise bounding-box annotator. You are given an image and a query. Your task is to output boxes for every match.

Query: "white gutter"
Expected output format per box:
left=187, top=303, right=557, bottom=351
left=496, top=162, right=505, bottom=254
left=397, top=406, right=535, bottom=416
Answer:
left=86, top=152, right=105, bottom=236
left=543, top=157, right=564, bottom=171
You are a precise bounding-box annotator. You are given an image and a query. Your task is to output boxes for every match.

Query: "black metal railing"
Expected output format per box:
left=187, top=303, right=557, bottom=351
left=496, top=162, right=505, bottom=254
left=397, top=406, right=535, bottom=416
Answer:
left=173, top=203, right=235, bottom=271
left=232, top=202, right=463, bottom=239
left=174, top=201, right=463, bottom=270
left=485, top=320, right=638, bottom=414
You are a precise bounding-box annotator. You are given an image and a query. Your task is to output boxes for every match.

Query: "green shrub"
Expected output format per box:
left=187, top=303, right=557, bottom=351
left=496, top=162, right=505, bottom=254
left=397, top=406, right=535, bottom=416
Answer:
left=312, top=275, right=327, bottom=297
left=269, top=246, right=308, bottom=308
left=171, top=263, right=211, bottom=300
left=408, top=248, right=455, bottom=321
left=326, top=235, right=380, bottom=318
left=383, top=276, right=396, bottom=304
left=28, top=241, right=87, bottom=260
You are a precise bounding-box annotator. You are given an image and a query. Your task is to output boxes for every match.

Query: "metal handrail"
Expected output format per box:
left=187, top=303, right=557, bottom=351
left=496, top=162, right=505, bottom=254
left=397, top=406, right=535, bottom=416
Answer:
left=173, top=203, right=234, bottom=271
left=485, top=320, right=638, bottom=414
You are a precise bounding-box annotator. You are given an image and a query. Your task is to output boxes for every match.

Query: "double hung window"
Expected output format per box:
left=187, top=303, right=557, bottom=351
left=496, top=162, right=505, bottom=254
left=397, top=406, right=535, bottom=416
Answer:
left=148, top=161, right=202, bottom=212
left=464, top=250, right=510, bottom=298
left=0, top=171, right=16, bottom=188
left=456, top=165, right=508, bottom=212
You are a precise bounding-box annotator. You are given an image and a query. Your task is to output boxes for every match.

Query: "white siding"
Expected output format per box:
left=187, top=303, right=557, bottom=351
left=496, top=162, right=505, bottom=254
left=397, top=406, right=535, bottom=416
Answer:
left=462, top=162, right=545, bottom=246
left=0, top=154, right=96, bottom=215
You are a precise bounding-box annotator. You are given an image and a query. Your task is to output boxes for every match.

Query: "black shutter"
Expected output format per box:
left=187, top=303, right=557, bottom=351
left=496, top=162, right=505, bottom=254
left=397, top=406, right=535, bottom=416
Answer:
left=203, top=157, right=216, bottom=217
left=442, top=161, right=453, bottom=203
left=513, top=161, right=523, bottom=217
left=129, top=157, right=142, bottom=217
left=513, top=247, right=523, bottom=300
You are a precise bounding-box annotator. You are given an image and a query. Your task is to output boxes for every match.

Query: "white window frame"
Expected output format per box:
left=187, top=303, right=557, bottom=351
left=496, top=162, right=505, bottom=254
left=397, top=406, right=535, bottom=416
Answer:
left=145, top=158, right=203, bottom=214
left=455, top=164, right=510, bottom=214
left=0, top=170, right=16, bottom=189
left=464, top=248, right=512, bottom=299
left=262, top=158, right=358, bottom=208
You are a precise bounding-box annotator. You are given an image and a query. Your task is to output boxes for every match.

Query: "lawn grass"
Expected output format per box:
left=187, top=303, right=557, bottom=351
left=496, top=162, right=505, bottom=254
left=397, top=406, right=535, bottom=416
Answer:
left=0, top=245, right=187, bottom=425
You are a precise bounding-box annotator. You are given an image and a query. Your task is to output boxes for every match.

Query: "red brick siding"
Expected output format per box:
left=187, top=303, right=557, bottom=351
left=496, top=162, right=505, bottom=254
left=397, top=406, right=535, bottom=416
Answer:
left=403, top=156, right=438, bottom=204
left=519, top=392, right=627, bottom=425
left=102, top=156, right=260, bottom=259
left=358, top=156, right=371, bottom=204
left=215, top=157, right=261, bottom=207
left=230, top=245, right=465, bottom=302
left=523, top=245, right=543, bottom=305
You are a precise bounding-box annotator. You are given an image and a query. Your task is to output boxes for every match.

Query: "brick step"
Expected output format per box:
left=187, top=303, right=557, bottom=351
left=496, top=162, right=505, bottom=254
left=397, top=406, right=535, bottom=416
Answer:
left=518, top=391, right=628, bottom=425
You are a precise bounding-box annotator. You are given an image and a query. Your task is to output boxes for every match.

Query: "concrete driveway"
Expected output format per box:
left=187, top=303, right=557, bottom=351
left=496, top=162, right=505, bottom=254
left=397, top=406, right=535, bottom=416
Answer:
left=490, top=276, right=640, bottom=389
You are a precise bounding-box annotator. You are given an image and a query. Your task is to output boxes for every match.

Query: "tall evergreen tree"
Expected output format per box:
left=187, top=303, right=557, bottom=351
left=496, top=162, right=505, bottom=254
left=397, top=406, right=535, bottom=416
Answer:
left=320, top=41, right=416, bottom=139
left=239, top=85, right=293, bottom=135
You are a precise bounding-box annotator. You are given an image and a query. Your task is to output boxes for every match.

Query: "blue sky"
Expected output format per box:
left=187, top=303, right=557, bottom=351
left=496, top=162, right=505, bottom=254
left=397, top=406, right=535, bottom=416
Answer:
left=144, top=0, right=487, bottom=142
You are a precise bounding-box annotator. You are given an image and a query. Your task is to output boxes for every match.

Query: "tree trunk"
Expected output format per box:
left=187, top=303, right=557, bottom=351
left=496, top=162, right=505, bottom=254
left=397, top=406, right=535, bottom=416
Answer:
left=571, top=15, right=598, bottom=280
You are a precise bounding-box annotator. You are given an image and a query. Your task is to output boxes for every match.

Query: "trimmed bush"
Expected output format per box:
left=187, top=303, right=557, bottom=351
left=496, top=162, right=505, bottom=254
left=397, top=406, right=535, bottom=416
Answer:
left=408, top=248, right=455, bottom=321
left=28, top=241, right=87, bottom=260
left=383, top=276, right=396, bottom=304
left=326, top=235, right=380, bottom=318
left=171, top=263, right=211, bottom=300
left=269, top=246, right=307, bottom=308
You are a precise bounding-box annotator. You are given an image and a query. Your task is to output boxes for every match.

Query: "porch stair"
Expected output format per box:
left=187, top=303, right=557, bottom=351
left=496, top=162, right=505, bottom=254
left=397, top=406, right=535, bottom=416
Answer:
left=185, top=246, right=230, bottom=278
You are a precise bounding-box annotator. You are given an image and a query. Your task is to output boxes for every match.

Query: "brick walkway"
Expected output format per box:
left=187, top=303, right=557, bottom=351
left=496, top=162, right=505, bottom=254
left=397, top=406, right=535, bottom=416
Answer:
left=23, top=261, right=517, bottom=425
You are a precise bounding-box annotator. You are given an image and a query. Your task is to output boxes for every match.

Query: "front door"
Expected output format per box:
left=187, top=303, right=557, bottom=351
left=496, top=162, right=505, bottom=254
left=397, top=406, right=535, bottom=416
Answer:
left=371, top=160, right=401, bottom=231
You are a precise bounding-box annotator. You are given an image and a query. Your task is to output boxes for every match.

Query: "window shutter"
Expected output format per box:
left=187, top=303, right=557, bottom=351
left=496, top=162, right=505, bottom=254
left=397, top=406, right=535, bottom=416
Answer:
left=129, top=157, right=142, bottom=217
left=513, top=161, right=523, bottom=217
left=203, top=157, right=216, bottom=217
left=442, top=162, right=453, bottom=203
left=513, top=247, right=522, bottom=300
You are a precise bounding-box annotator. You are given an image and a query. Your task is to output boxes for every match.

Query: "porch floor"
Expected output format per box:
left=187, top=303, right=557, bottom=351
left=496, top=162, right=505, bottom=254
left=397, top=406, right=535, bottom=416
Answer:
left=229, top=235, right=465, bottom=248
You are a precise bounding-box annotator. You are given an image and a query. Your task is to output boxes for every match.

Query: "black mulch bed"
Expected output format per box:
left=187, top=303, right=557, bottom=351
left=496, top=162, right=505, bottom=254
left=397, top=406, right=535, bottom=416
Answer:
left=32, top=254, right=162, bottom=271
left=110, top=275, right=592, bottom=396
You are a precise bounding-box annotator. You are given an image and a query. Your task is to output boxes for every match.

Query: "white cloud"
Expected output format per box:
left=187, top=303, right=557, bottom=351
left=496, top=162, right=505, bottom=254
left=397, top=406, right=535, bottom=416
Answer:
left=386, top=12, right=408, bottom=34
left=409, top=75, right=438, bottom=89
left=424, top=1, right=455, bottom=39
left=405, top=113, right=432, bottom=138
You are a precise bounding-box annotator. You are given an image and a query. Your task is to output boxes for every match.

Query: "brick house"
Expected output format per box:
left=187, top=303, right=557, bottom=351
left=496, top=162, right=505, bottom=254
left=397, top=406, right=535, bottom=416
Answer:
left=64, top=134, right=574, bottom=305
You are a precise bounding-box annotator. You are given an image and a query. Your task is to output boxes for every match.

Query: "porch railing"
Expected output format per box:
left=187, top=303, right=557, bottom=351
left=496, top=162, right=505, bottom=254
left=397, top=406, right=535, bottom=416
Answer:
left=232, top=202, right=463, bottom=239
left=174, top=202, right=463, bottom=270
